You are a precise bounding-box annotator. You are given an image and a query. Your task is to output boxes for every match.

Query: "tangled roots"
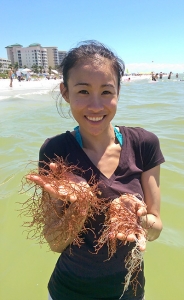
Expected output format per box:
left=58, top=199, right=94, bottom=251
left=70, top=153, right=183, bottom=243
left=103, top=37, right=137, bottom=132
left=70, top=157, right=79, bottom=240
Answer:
left=96, top=193, right=147, bottom=297
left=19, top=159, right=147, bottom=296
left=18, top=157, right=106, bottom=247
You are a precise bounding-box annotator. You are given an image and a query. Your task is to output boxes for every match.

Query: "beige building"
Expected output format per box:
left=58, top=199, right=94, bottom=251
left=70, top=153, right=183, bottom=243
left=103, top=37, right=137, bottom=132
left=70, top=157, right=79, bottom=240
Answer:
left=5, top=43, right=23, bottom=65
left=6, top=43, right=48, bottom=71
left=58, top=50, right=66, bottom=65
left=45, top=47, right=59, bottom=68
left=0, top=58, right=11, bottom=72
left=5, top=43, right=66, bottom=71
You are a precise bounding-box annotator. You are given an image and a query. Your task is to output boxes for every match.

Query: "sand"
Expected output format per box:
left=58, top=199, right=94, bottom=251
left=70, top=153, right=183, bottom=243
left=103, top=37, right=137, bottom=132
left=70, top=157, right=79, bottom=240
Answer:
left=0, top=78, right=61, bottom=91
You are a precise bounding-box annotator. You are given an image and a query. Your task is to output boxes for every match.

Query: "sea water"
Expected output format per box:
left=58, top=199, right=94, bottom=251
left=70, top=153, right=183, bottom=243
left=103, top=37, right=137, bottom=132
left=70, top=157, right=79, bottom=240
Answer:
left=0, top=76, right=184, bottom=300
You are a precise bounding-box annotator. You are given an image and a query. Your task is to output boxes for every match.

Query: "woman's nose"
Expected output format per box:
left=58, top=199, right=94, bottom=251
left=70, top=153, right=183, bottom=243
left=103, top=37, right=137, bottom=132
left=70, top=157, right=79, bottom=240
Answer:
left=87, top=94, right=103, bottom=112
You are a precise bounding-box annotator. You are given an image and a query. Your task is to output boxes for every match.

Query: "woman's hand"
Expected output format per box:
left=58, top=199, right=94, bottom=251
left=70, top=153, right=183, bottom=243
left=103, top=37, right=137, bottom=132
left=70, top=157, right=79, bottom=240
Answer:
left=26, top=162, right=92, bottom=253
left=110, top=194, right=147, bottom=251
left=26, top=162, right=91, bottom=203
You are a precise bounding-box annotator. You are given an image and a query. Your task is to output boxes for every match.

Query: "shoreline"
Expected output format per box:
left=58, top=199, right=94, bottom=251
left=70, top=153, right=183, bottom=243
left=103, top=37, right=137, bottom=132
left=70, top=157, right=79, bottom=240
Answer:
left=0, top=78, right=61, bottom=91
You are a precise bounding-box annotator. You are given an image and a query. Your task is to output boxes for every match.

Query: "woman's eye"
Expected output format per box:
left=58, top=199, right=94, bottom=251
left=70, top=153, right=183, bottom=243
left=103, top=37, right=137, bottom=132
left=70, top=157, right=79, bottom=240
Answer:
left=102, top=90, right=111, bottom=95
left=79, top=90, right=89, bottom=94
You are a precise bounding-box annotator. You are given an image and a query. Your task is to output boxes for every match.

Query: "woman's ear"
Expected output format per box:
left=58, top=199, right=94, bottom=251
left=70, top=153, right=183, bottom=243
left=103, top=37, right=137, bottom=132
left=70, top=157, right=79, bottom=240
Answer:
left=60, top=82, right=69, bottom=103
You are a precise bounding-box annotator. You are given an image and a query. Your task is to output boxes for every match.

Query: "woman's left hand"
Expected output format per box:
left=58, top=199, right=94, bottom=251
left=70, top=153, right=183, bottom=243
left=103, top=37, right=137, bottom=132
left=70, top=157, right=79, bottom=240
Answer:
left=111, top=194, right=147, bottom=251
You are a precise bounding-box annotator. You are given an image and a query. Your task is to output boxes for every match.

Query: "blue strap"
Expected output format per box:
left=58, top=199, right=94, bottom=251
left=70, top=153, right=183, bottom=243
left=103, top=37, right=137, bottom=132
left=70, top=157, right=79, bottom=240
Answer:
left=74, top=126, right=123, bottom=147
left=114, top=127, right=123, bottom=146
left=74, top=126, right=83, bottom=147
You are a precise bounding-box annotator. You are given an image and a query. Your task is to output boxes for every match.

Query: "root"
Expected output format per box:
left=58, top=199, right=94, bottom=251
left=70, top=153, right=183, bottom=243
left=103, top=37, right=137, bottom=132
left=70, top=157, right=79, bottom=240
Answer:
left=95, top=193, right=147, bottom=297
left=119, top=238, right=145, bottom=298
left=18, top=157, right=106, bottom=248
left=19, top=160, right=147, bottom=295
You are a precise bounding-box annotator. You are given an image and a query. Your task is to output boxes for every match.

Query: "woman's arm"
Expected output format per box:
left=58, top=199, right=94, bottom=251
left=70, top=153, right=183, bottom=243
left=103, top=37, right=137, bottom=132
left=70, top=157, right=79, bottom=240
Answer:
left=27, top=163, right=90, bottom=253
left=42, top=196, right=88, bottom=253
left=141, top=165, right=163, bottom=241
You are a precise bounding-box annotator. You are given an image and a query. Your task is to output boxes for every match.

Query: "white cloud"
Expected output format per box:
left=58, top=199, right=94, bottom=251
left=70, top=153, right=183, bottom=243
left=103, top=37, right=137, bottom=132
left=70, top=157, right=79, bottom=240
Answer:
left=125, top=63, right=184, bottom=73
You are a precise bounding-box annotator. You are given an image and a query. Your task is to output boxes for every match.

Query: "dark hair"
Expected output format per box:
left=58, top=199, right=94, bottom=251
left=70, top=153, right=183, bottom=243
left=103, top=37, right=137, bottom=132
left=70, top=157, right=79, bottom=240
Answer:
left=60, top=40, right=125, bottom=89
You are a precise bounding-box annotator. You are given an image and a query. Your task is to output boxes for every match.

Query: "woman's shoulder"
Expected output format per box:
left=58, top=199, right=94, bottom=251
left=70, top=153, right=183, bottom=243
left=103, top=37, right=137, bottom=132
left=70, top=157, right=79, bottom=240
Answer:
left=119, top=126, right=159, bottom=144
left=42, top=131, right=69, bottom=146
left=39, top=131, right=73, bottom=160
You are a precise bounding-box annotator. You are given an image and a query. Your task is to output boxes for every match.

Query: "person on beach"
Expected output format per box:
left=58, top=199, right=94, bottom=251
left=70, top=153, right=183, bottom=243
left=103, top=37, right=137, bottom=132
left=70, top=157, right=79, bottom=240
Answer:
left=151, top=73, right=156, bottom=81
left=26, top=71, right=31, bottom=81
left=27, top=41, right=164, bottom=300
left=8, top=68, right=14, bottom=87
left=16, top=70, right=22, bottom=82
left=168, top=72, right=172, bottom=79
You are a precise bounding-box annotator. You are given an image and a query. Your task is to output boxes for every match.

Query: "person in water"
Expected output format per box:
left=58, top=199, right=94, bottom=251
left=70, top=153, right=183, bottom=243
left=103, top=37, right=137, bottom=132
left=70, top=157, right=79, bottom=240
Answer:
left=168, top=72, right=172, bottom=79
left=8, top=68, right=14, bottom=87
left=27, top=40, right=165, bottom=300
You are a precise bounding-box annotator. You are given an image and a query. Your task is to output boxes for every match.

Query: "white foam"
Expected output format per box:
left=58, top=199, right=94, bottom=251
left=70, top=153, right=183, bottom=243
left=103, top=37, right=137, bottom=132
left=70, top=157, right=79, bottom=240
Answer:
left=0, top=78, right=61, bottom=100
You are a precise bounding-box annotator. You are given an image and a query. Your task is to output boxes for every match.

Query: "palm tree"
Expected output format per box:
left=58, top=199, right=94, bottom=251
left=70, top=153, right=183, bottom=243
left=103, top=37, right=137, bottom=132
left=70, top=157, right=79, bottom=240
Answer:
left=0, top=63, right=2, bottom=72
left=14, top=62, right=19, bottom=71
left=39, top=66, right=43, bottom=74
left=31, top=64, right=39, bottom=74
left=48, top=66, right=52, bottom=75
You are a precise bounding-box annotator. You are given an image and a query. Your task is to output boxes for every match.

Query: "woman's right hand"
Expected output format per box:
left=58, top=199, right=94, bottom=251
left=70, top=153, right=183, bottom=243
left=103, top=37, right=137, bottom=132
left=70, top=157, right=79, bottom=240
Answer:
left=26, top=162, right=91, bottom=203
left=26, top=163, right=92, bottom=252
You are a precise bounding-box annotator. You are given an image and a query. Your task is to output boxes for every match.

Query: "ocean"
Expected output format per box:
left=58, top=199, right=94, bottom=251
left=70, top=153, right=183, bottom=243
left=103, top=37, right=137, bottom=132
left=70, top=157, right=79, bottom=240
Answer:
left=0, top=76, right=184, bottom=300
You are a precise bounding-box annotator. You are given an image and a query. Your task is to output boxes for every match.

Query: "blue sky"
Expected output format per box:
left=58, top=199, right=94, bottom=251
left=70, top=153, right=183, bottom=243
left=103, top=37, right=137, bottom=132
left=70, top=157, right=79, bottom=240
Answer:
left=1, top=0, right=184, bottom=72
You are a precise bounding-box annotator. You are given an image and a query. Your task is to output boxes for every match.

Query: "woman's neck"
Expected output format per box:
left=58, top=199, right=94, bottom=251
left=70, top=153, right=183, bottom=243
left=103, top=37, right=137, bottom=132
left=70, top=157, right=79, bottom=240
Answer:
left=74, top=125, right=123, bottom=151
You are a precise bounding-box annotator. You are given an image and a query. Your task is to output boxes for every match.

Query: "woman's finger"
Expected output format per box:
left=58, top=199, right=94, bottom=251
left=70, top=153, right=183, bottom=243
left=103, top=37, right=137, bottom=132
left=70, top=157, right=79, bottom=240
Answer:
left=137, top=235, right=146, bottom=251
left=49, top=163, right=58, bottom=173
left=26, top=174, right=45, bottom=187
left=137, top=206, right=147, bottom=217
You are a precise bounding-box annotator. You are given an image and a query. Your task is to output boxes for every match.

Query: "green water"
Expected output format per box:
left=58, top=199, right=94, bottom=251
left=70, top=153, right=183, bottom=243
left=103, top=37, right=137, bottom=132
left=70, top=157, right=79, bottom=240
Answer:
left=0, top=78, right=184, bottom=299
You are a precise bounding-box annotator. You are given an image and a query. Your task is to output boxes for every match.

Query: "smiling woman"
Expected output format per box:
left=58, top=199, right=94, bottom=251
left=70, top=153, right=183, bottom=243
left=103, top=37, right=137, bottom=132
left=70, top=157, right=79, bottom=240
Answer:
left=60, top=57, right=119, bottom=141
left=23, top=40, right=164, bottom=300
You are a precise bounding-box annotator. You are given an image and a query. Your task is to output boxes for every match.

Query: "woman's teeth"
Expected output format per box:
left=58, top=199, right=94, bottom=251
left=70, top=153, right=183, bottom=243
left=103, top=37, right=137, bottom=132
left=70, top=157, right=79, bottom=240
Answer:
left=86, top=116, right=103, bottom=121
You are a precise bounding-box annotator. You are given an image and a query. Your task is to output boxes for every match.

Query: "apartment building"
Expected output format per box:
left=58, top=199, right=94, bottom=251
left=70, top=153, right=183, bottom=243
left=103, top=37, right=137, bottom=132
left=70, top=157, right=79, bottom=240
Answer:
left=58, top=50, right=66, bottom=65
left=45, top=47, right=59, bottom=68
left=6, top=43, right=48, bottom=70
left=0, top=58, right=11, bottom=71
left=5, top=44, right=23, bottom=65
left=5, top=43, right=66, bottom=71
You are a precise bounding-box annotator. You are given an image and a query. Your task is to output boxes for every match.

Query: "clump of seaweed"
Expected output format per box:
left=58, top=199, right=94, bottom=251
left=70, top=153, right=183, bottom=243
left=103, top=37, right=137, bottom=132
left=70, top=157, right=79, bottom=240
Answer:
left=19, top=159, right=148, bottom=297
left=19, top=157, right=106, bottom=248
left=95, top=193, right=147, bottom=297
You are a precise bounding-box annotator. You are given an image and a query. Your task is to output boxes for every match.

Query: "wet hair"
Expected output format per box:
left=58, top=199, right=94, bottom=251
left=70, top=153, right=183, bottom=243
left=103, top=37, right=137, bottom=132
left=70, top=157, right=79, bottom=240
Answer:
left=60, top=40, right=125, bottom=89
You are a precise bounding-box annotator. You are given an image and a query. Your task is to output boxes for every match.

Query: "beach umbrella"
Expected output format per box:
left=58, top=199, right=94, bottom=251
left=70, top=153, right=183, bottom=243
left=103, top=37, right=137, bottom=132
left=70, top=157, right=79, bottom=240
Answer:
left=22, top=68, right=31, bottom=73
left=51, top=70, right=58, bottom=74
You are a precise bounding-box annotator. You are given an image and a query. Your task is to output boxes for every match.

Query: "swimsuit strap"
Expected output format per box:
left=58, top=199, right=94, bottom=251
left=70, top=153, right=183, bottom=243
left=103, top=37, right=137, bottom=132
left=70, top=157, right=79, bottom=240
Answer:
left=114, top=126, right=123, bottom=146
left=74, top=126, right=83, bottom=147
left=74, top=126, right=123, bottom=147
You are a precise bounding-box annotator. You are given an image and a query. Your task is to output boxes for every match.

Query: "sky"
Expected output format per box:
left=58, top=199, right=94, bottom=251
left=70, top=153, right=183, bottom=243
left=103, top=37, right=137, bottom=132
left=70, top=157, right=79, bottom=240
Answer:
left=1, top=0, right=184, bottom=73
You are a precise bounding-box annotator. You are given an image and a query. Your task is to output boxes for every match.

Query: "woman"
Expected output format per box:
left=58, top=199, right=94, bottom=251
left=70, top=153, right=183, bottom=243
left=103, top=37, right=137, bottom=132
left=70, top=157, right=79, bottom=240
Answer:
left=27, top=41, right=164, bottom=300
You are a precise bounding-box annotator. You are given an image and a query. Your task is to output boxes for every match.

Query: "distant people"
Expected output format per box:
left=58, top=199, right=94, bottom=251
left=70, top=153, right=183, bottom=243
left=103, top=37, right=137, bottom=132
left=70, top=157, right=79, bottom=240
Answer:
left=159, top=72, right=163, bottom=79
left=26, top=72, right=31, bottom=81
left=8, top=68, right=14, bottom=87
left=176, top=73, right=179, bottom=78
left=152, top=73, right=156, bottom=81
left=16, top=70, right=22, bottom=82
left=124, top=77, right=131, bottom=82
left=168, top=72, right=172, bottom=79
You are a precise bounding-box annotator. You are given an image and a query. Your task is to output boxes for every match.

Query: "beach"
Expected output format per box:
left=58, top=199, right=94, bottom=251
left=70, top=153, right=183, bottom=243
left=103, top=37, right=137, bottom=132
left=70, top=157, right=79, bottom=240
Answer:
left=0, top=77, right=61, bottom=96
left=0, top=76, right=184, bottom=300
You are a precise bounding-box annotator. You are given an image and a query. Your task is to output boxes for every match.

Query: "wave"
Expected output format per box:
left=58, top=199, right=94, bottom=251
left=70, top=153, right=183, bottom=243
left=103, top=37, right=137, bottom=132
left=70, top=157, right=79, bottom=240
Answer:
left=158, top=226, right=184, bottom=248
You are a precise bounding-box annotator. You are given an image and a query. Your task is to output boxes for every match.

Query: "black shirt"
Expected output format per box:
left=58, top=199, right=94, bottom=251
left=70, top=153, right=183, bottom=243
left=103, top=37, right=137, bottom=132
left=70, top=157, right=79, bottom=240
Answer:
left=39, top=126, right=165, bottom=300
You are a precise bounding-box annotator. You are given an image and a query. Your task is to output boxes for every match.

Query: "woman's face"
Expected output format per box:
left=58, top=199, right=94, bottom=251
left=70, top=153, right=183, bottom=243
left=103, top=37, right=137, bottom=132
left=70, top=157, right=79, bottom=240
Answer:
left=61, top=57, right=119, bottom=137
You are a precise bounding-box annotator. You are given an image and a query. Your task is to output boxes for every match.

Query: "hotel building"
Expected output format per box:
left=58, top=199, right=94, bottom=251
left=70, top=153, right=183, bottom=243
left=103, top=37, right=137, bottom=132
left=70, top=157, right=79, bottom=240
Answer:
left=5, top=43, right=66, bottom=71
left=0, top=58, right=11, bottom=72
